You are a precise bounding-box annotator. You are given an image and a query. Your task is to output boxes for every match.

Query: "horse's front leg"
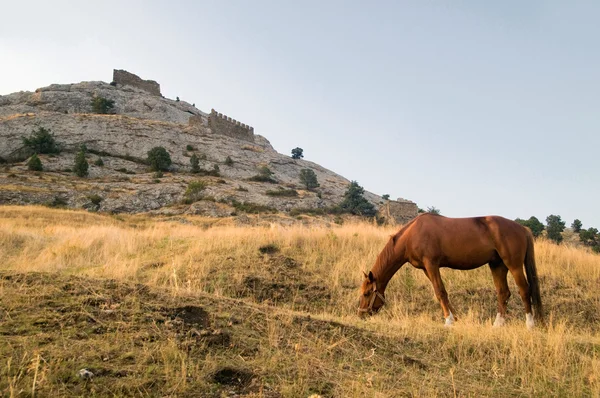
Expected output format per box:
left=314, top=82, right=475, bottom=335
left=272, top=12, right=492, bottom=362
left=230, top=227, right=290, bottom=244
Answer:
left=425, top=263, right=455, bottom=326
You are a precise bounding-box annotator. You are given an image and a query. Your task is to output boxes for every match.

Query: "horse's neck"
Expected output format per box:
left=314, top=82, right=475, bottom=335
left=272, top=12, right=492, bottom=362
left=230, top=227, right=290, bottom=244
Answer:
left=373, top=237, right=407, bottom=293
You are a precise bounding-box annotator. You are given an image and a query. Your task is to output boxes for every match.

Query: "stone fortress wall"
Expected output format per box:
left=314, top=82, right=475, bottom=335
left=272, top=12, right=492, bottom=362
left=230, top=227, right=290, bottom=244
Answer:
left=206, top=109, right=254, bottom=143
left=113, top=69, right=161, bottom=96
left=380, top=199, right=419, bottom=224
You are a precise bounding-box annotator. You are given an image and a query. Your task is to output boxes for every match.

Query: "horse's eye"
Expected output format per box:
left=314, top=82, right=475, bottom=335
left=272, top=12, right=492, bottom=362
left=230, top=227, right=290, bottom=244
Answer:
left=363, top=292, right=369, bottom=297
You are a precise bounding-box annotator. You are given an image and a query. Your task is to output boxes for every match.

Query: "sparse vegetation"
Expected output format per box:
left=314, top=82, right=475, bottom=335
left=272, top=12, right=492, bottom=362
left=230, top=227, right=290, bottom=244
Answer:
left=91, top=96, right=115, bottom=114
left=183, top=181, right=207, bottom=204
left=0, top=206, right=599, bottom=397
left=382, top=194, right=390, bottom=200
left=22, top=126, right=60, bottom=154
left=224, top=156, right=234, bottom=166
left=230, top=200, right=277, bottom=214
left=426, top=206, right=441, bottom=215
left=27, top=154, right=43, bottom=171
left=266, top=188, right=298, bottom=197
left=248, top=166, right=277, bottom=183
left=94, top=157, right=104, bottom=166
left=147, top=146, right=172, bottom=172
left=186, top=144, right=194, bottom=151
left=87, top=194, right=103, bottom=206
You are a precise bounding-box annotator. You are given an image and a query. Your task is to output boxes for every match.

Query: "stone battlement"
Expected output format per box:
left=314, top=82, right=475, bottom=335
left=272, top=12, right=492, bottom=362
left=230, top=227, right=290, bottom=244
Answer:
left=113, top=69, right=161, bottom=96
left=207, top=109, right=254, bottom=142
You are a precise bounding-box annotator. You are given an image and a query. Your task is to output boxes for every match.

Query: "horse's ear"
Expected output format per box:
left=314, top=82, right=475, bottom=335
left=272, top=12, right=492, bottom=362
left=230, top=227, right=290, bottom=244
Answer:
left=368, top=271, right=374, bottom=282
left=362, top=271, right=369, bottom=279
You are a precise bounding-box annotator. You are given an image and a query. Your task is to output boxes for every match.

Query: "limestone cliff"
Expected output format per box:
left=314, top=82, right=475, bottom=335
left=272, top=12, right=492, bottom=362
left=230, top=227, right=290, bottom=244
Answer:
left=0, top=70, right=417, bottom=222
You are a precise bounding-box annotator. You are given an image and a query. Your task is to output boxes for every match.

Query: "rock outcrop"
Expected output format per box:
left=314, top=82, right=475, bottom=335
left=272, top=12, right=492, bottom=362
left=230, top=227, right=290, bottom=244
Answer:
left=0, top=70, right=418, bottom=222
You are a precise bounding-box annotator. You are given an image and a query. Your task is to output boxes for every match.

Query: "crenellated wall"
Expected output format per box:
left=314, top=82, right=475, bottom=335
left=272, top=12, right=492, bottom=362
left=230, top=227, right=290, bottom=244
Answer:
left=113, top=70, right=161, bottom=96
left=207, top=109, right=254, bottom=142
left=379, top=199, right=418, bottom=224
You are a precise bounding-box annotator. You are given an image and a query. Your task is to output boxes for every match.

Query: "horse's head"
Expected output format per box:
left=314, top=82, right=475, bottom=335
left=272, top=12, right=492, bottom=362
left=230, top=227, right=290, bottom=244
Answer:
left=357, top=271, right=385, bottom=317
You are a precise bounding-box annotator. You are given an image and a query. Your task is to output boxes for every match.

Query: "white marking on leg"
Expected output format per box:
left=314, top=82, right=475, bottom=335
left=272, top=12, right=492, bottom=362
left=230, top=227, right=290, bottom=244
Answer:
left=444, top=311, right=455, bottom=327
left=526, top=313, right=534, bottom=329
left=493, top=312, right=506, bottom=328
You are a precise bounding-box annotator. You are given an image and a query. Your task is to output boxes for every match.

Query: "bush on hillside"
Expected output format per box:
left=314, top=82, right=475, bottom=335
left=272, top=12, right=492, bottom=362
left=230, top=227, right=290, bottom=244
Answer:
left=91, top=97, right=115, bottom=114
left=147, top=147, right=172, bottom=172
left=22, top=127, right=60, bottom=154
left=27, top=154, right=43, bottom=171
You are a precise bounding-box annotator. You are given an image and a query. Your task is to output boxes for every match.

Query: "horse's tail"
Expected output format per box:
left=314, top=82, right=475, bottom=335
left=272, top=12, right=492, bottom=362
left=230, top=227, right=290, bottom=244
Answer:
left=525, top=230, right=543, bottom=321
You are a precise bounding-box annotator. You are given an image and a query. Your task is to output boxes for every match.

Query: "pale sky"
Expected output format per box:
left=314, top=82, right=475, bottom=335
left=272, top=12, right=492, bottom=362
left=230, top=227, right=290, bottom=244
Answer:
left=1, top=1, right=598, bottom=228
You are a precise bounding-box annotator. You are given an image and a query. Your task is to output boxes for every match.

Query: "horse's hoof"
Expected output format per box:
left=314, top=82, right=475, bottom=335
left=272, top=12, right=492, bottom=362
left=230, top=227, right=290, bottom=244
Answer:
left=493, top=313, right=506, bottom=328
left=526, top=313, right=534, bottom=330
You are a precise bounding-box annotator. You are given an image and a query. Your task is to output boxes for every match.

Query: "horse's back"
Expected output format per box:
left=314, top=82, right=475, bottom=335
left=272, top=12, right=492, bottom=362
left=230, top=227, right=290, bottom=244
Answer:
left=407, top=214, right=528, bottom=268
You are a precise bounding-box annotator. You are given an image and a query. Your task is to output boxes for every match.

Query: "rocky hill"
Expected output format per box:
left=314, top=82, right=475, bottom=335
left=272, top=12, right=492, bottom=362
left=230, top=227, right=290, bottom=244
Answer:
left=0, top=69, right=417, bottom=221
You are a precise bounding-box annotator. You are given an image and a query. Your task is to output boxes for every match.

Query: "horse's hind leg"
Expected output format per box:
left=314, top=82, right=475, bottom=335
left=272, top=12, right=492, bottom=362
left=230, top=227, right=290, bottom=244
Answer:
left=507, top=265, right=534, bottom=329
left=489, top=263, right=510, bottom=327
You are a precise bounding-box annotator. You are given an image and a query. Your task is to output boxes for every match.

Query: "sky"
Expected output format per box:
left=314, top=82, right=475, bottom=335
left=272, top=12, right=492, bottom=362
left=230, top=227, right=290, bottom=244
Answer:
left=1, top=1, right=598, bottom=227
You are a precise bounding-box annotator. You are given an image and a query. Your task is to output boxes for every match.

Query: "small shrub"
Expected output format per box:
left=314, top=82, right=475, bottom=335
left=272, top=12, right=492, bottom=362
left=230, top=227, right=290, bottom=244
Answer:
left=7, top=174, right=16, bottom=178
left=91, top=97, right=115, bottom=114
left=186, top=144, right=194, bottom=151
left=249, top=166, right=277, bottom=183
left=154, top=170, right=163, bottom=178
left=73, top=150, right=89, bottom=177
left=382, top=194, right=390, bottom=200
left=116, top=168, right=136, bottom=175
left=231, top=200, right=277, bottom=214
left=259, top=244, right=279, bottom=254
left=183, top=181, right=207, bottom=204
left=94, top=158, right=104, bottom=166
left=46, top=196, right=68, bottom=208
left=27, top=154, right=43, bottom=171
left=289, top=207, right=326, bottom=217
left=88, top=194, right=103, bottom=206
left=22, top=127, right=60, bottom=154
left=147, top=147, right=172, bottom=172
left=176, top=97, right=180, bottom=102
left=190, top=154, right=200, bottom=173
left=224, top=156, right=234, bottom=166
left=266, top=188, right=298, bottom=197
left=236, top=186, right=248, bottom=192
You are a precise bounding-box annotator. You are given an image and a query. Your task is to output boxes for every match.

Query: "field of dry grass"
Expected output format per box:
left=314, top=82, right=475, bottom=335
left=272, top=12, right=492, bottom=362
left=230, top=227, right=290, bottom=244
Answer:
left=1, top=206, right=599, bottom=397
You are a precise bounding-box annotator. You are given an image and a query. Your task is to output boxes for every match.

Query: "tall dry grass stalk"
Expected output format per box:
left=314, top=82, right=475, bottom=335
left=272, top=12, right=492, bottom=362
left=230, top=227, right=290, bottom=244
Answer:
left=1, top=206, right=599, bottom=396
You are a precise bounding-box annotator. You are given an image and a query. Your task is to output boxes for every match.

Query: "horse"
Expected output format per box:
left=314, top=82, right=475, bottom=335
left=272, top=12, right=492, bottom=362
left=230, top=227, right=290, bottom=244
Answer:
left=358, top=214, right=543, bottom=329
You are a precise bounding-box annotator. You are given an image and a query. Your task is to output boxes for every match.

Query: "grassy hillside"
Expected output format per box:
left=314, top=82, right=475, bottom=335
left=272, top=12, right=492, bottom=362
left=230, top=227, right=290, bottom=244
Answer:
left=1, top=206, right=599, bottom=397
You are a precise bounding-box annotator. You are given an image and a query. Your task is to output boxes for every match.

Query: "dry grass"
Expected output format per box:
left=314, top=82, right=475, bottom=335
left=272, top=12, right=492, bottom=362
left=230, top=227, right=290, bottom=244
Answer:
left=1, top=205, right=599, bottom=397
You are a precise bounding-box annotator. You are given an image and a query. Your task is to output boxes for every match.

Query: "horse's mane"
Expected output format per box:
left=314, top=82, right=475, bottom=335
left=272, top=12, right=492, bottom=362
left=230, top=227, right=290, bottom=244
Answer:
left=372, top=218, right=417, bottom=278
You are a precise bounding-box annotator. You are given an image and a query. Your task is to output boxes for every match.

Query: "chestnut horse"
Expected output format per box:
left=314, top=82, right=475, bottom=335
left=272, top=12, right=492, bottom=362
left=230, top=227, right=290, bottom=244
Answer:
left=358, top=214, right=543, bottom=329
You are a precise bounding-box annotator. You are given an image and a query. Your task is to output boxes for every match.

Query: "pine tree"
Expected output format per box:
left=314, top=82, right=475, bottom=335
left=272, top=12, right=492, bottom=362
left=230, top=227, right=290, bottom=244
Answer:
left=190, top=154, right=200, bottom=173
left=339, top=181, right=377, bottom=217
left=299, top=169, right=319, bottom=190
left=73, top=149, right=89, bottom=177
